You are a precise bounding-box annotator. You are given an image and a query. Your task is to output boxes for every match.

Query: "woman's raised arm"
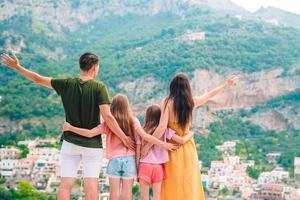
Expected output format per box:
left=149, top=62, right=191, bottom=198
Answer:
left=193, top=76, right=238, bottom=108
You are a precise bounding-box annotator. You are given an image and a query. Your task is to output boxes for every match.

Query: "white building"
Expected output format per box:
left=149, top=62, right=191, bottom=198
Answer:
left=224, top=156, right=240, bottom=166
left=15, top=158, right=34, bottom=176
left=258, top=167, right=289, bottom=185
left=284, top=186, right=300, bottom=200
left=209, top=156, right=241, bottom=177
left=209, top=175, right=227, bottom=189
left=0, top=147, right=21, bottom=159
left=234, top=15, right=243, bottom=20
left=264, top=19, right=279, bottom=26
left=226, top=169, right=256, bottom=190
left=244, top=160, right=255, bottom=167
left=208, top=155, right=257, bottom=192
left=266, top=152, right=281, bottom=164
left=199, top=161, right=203, bottom=169
left=27, top=147, right=59, bottom=161
left=34, top=159, right=58, bottom=174
left=216, top=141, right=236, bottom=153
left=0, top=159, right=17, bottom=177
left=36, top=138, right=57, bottom=146
left=182, top=30, right=205, bottom=41
left=294, top=157, right=300, bottom=175
left=259, top=183, right=284, bottom=200
left=240, top=186, right=255, bottom=200
left=30, top=147, right=59, bottom=175
left=17, top=140, right=36, bottom=149
left=208, top=161, right=230, bottom=177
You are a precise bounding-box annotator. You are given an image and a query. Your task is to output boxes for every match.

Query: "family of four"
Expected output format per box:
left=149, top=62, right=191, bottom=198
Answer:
left=1, top=52, right=238, bottom=200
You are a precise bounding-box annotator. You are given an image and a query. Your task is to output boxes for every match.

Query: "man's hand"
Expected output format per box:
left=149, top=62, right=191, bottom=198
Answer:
left=1, top=52, right=52, bottom=89
left=123, top=136, right=136, bottom=151
left=1, top=53, right=21, bottom=70
left=63, top=122, right=71, bottom=132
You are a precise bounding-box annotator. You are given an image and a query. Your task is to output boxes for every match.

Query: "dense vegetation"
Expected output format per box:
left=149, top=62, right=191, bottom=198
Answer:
left=1, top=8, right=300, bottom=172
left=195, top=111, right=300, bottom=173
left=0, top=123, right=59, bottom=147
left=0, top=181, right=56, bottom=200
left=1, top=10, right=300, bottom=120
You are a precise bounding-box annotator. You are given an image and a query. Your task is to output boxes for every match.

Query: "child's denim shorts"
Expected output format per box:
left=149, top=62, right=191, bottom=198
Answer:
left=106, top=155, right=137, bottom=179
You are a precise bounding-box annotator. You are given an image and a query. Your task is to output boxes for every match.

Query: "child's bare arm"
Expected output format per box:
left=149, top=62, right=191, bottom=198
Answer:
left=136, top=127, right=177, bottom=150
left=136, top=144, right=141, bottom=166
left=169, top=131, right=194, bottom=145
left=63, top=122, right=100, bottom=138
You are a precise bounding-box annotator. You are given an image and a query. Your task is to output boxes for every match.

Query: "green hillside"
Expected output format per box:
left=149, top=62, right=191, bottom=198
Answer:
left=1, top=8, right=300, bottom=171
left=1, top=10, right=300, bottom=120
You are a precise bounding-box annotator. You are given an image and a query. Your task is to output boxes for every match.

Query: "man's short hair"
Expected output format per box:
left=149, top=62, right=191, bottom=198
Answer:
left=79, top=52, right=99, bottom=71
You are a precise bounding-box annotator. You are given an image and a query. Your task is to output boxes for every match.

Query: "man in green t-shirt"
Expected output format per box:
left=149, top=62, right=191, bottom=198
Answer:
left=1, top=52, right=135, bottom=200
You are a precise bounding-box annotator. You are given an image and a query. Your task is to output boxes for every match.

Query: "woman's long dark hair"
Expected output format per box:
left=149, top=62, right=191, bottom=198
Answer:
left=165, top=73, right=194, bottom=129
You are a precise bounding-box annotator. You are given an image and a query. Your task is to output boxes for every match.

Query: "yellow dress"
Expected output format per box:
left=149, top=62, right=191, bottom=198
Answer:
left=161, top=121, right=205, bottom=200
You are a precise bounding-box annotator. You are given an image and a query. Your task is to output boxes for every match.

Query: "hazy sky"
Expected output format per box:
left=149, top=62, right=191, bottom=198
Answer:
left=231, top=0, right=300, bottom=15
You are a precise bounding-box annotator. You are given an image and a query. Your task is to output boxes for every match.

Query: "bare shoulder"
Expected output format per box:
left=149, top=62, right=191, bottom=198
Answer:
left=131, top=116, right=142, bottom=129
left=163, top=98, right=177, bottom=122
left=159, top=98, right=172, bottom=112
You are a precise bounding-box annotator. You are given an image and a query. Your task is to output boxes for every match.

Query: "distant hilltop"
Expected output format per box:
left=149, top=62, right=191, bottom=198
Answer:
left=1, top=0, right=300, bottom=32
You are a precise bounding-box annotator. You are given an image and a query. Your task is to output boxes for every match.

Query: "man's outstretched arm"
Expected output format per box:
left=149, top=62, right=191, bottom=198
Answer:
left=1, top=53, right=52, bottom=89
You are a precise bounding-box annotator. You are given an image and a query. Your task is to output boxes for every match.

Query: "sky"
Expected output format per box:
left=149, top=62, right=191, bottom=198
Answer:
left=231, top=0, right=300, bottom=15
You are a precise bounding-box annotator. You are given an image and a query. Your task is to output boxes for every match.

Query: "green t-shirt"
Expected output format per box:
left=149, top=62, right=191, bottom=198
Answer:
left=51, top=77, right=111, bottom=148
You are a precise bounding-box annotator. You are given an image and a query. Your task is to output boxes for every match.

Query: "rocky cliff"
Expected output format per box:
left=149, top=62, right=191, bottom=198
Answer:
left=119, top=68, right=300, bottom=132
left=0, top=0, right=247, bottom=34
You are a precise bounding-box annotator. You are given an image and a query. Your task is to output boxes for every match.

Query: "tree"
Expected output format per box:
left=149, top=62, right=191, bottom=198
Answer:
left=246, top=166, right=260, bottom=180
left=17, top=145, right=29, bottom=158
left=13, top=181, right=40, bottom=200
left=0, top=187, right=13, bottom=200
left=0, top=178, right=6, bottom=185
left=219, top=187, right=229, bottom=196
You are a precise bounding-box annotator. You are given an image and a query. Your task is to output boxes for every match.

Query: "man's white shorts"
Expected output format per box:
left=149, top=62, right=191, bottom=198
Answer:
left=60, top=140, right=103, bottom=178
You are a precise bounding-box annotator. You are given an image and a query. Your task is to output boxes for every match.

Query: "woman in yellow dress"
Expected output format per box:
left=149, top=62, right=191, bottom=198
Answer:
left=141, top=73, right=238, bottom=200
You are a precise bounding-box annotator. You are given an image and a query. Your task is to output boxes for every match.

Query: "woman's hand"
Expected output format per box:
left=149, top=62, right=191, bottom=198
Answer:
left=63, top=122, right=72, bottom=132
left=224, top=76, right=239, bottom=89
left=163, top=142, right=178, bottom=151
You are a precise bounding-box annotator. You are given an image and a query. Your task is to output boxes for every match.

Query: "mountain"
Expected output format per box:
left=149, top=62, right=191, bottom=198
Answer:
left=0, top=0, right=300, bottom=170
left=254, top=6, right=300, bottom=30
left=188, top=0, right=249, bottom=15
left=0, top=0, right=249, bottom=34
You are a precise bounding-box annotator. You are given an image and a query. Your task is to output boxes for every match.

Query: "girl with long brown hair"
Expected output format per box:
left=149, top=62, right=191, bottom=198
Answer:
left=63, top=94, right=176, bottom=200
left=136, top=104, right=194, bottom=200
left=141, top=73, right=238, bottom=200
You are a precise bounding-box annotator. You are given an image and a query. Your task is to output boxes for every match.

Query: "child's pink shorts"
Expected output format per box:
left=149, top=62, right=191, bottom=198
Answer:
left=138, top=162, right=166, bottom=184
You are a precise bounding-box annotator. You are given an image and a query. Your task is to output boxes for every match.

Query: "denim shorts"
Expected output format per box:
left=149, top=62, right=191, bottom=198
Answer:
left=106, top=155, right=137, bottom=179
